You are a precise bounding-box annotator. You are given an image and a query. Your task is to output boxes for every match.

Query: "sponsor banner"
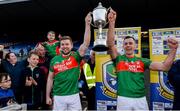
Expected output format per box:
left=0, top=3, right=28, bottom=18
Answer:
left=95, top=55, right=117, bottom=110
left=149, top=27, right=180, bottom=110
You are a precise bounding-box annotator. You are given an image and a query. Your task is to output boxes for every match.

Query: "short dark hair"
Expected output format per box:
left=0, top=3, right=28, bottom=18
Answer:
left=123, top=36, right=136, bottom=42
left=0, top=73, right=9, bottom=82
left=60, top=36, right=73, bottom=44
left=47, top=31, right=55, bottom=35
left=5, top=52, right=16, bottom=60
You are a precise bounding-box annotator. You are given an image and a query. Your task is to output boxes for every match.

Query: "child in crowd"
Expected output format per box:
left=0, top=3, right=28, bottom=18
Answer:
left=41, top=31, right=60, bottom=58
left=0, top=73, right=16, bottom=108
left=22, top=51, right=45, bottom=110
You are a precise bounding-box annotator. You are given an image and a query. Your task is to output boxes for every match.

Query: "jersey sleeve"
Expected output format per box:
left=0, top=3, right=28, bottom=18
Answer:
left=73, top=51, right=82, bottom=64
left=141, top=58, right=152, bottom=69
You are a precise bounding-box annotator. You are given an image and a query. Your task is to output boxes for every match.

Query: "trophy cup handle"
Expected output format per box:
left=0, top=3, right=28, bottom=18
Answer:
left=90, top=12, right=97, bottom=27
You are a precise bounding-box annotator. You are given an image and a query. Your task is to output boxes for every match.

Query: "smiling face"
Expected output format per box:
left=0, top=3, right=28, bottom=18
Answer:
left=123, top=37, right=136, bottom=57
left=60, top=39, right=73, bottom=55
left=0, top=74, right=11, bottom=89
left=27, top=52, right=39, bottom=68
left=7, top=52, right=17, bottom=65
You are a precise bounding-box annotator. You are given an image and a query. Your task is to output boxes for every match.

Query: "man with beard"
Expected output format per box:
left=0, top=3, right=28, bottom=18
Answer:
left=46, top=12, right=92, bottom=111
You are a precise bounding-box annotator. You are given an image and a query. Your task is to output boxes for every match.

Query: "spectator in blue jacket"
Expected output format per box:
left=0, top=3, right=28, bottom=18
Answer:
left=0, top=73, right=16, bottom=108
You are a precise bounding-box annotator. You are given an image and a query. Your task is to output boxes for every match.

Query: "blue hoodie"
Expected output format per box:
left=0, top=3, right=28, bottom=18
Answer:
left=0, top=88, right=15, bottom=107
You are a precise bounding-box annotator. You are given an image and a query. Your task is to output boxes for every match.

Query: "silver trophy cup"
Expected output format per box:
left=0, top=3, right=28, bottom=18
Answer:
left=91, top=2, right=110, bottom=51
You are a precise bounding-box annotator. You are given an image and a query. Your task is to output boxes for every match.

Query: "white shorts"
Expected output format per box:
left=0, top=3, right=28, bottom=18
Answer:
left=53, top=93, right=82, bottom=111
left=117, top=96, right=149, bottom=111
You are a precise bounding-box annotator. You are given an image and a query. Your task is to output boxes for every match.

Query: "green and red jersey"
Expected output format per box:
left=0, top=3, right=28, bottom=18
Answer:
left=50, top=51, right=82, bottom=96
left=115, top=55, right=152, bottom=98
left=42, top=40, right=60, bottom=57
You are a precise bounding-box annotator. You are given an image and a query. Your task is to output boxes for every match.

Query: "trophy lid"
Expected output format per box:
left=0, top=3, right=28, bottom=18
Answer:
left=93, top=2, right=106, bottom=11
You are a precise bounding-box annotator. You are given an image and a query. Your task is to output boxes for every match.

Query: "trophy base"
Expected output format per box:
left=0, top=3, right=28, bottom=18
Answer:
left=92, top=45, right=108, bottom=52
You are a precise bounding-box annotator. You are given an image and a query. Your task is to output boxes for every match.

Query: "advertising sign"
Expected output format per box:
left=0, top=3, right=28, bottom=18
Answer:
left=149, top=28, right=180, bottom=110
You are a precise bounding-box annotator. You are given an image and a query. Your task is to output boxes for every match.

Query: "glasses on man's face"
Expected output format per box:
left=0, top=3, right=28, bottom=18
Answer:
left=0, top=79, right=11, bottom=83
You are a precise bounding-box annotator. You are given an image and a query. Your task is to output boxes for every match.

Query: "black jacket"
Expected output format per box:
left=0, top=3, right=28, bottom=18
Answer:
left=168, top=59, right=180, bottom=110
left=22, top=66, right=45, bottom=109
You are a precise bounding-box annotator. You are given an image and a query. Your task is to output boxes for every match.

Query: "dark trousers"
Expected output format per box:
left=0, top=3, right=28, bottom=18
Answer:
left=14, top=92, right=22, bottom=104
left=87, top=86, right=95, bottom=110
left=173, top=102, right=180, bottom=110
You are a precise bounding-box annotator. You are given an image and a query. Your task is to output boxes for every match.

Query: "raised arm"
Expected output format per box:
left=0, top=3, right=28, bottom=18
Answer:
left=107, top=9, right=118, bottom=59
left=149, top=38, right=178, bottom=71
left=78, top=12, right=92, bottom=56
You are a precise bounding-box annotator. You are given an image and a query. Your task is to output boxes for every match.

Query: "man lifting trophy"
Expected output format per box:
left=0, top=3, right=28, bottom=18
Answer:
left=91, top=2, right=110, bottom=51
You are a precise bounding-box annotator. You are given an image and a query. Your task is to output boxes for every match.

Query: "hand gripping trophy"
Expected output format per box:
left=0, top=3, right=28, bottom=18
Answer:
left=91, top=2, right=110, bottom=52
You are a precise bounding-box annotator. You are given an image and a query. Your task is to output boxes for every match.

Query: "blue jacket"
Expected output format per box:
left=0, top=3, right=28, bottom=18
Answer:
left=0, top=88, right=15, bottom=107
left=22, top=66, right=45, bottom=109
